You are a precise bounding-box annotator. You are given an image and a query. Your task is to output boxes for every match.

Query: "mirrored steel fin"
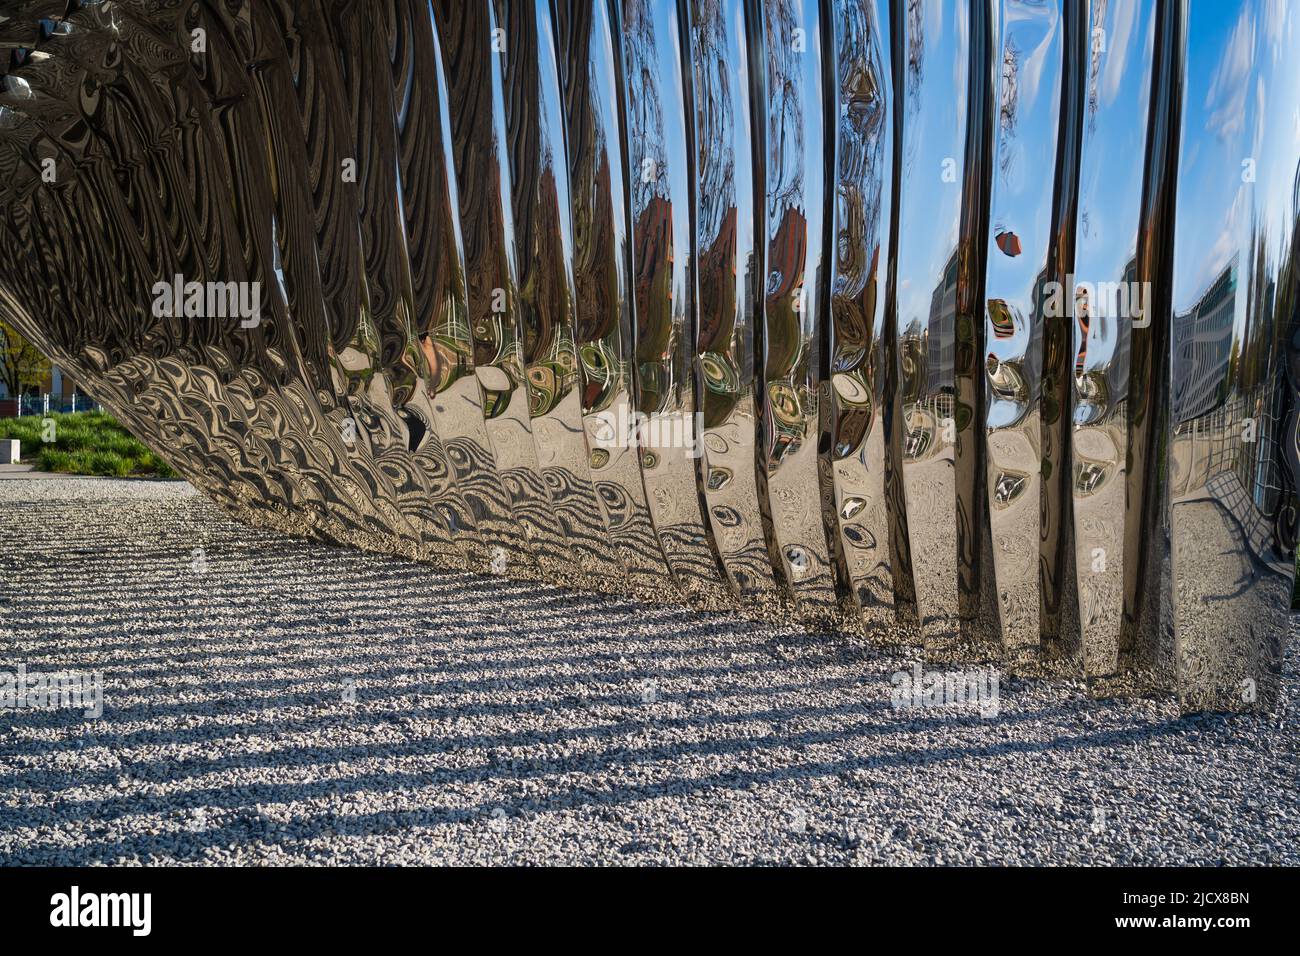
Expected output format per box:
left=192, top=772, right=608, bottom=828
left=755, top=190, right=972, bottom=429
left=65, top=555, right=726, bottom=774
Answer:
left=1168, top=0, right=1299, bottom=714
left=0, top=0, right=1291, bottom=715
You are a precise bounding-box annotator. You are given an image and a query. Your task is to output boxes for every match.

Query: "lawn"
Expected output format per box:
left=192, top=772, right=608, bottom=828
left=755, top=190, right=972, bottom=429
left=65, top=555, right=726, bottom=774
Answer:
left=0, top=410, right=176, bottom=478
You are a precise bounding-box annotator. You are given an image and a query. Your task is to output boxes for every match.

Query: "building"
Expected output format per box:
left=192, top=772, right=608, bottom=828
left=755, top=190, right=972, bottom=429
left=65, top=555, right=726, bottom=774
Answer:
left=1172, top=256, right=1237, bottom=424
left=924, top=247, right=958, bottom=396
left=0, top=364, right=84, bottom=414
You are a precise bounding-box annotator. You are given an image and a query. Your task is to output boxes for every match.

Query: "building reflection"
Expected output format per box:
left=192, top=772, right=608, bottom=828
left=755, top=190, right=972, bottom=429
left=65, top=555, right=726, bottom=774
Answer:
left=900, top=246, right=958, bottom=460
left=1172, top=250, right=1287, bottom=559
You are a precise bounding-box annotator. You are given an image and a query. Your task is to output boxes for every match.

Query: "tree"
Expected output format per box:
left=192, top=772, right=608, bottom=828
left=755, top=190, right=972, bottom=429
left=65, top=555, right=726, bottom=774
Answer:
left=0, top=319, right=51, bottom=399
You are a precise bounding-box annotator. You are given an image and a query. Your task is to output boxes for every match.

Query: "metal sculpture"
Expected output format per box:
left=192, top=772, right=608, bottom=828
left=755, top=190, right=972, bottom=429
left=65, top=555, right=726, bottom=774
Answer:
left=0, top=0, right=1295, bottom=713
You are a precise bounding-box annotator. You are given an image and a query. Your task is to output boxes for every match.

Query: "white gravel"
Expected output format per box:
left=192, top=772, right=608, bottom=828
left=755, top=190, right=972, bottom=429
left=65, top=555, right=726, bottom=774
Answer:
left=0, top=478, right=1296, bottom=865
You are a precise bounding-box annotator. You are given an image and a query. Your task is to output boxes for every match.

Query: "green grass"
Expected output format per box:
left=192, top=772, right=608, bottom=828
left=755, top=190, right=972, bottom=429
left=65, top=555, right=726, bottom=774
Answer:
left=0, top=410, right=176, bottom=478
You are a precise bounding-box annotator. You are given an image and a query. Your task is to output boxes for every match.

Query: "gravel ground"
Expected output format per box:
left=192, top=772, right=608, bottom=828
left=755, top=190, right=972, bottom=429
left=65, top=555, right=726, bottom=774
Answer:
left=0, top=478, right=1296, bottom=866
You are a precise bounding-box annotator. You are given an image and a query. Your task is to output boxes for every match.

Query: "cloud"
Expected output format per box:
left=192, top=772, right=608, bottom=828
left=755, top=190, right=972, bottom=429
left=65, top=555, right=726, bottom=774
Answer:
left=1101, top=0, right=1138, bottom=106
left=1204, top=8, right=1255, bottom=141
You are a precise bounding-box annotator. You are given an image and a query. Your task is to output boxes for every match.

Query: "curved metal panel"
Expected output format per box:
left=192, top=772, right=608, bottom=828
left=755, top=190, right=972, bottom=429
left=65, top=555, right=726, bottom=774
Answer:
left=555, top=0, right=678, bottom=597
left=753, top=0, right=840, bottom=621
left=380, top=0, right=489, bottom=567
left=1115, top=0, right=1181, bottom=696
left=495, top=0, right=625, bottom=588
left=619, top=0, right=729, bottom=601
left=412, top=1, right=541, bottom=576
left=326, top=0, right=479, bottom=565
left=825, top=0, right=898, bottom=629
left=431, top=0, right=576, bottom=582
left=894, top=0, right=964, bottom=652
left=0, top=0, right=1293, bottom=715
left=687, top=0, right=783, bottom=603
left=982, top=0, right=1064, bottom=665
left=1037, top=0, right=1084, bottom=664
left=1071, top=0, right=1158, bottom=683
left=1168, top=0, right=1300, bottom=713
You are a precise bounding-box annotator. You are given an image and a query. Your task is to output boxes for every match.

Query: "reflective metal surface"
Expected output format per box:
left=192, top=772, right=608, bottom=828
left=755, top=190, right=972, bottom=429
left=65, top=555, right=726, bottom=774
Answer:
left=1167, top=0, right=1299, bottom=713
left=827, top=0, right=897, bottom=628
left=620, top=0, right=727, bottom=601
left=0, top=0, right=1294, bottom=712
left=433, top=0, right=576, bottom=582
left=983, top=0, right=1063, bottom=665
left=689, top=0, right=781, bottom=603
left=754, top=0, right=840, bottom=621
left=1071, top=0, right=1157, bottom=684
left=557, top=0, right=678, bottom=596
left=891, top=0, right=1002, bottom=660
left=1119, top=0, right=1179, bottom=696
left=496, top=0, right=624, bottom=587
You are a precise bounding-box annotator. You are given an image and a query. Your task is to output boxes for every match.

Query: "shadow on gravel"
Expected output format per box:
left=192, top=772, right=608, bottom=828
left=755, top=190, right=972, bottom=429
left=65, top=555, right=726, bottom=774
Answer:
left=1, top=480, right=1294, bottom=865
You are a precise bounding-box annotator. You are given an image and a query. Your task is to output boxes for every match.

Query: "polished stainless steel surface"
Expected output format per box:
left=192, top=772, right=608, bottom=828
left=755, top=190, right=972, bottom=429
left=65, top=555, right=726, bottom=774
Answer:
left=0, top=0, right=1294, bottom=712
left=495, top=0, right=624, bottom=587
left=386, top=0, right=491, bottom=567
left=433, top=0, right=577, bottom=582
left=1168, top=0, right=1299, bottom=713
left=689, top=0, right=782, bottom=603
left=899, top=0, right=987, bottom=658
left=339, top=0, right=481, bottom=567
left=826, top=0, right=898, bottom=628
left=983, top=0, right=1063, bottom=665
left=754, top=0, right=840, bottom=621
left=557, top=0, right=678, bottom=596
left=1071, top=0, right=1157, bottom=683
left=1037, top=0, right=1083, bottom=664
left=620, top=0, right=727, bottom=600
left=1118, top=0, right=1180, bottom=697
